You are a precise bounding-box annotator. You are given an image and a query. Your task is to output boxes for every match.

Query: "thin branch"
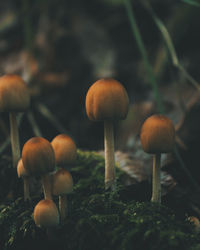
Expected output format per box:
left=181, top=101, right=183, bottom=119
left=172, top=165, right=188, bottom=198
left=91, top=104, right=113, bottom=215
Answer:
left=123, top=0, right=164, bottom=113
left=142, top=0, right=200, bottom=91
left=35, top=102, right=68, bottom=134
left=27, top=111, right=43, bottom=137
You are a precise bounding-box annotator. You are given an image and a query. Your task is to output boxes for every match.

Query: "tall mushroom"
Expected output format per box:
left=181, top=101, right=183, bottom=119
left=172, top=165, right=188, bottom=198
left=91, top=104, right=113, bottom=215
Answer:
left=140, top=114, right=175, bottom=203
left=52, top=168, right=73, bottom=222
left=17, top=158, right=31, bottom=201
left=22, top=137, right=55, bottom=199
left=0, top=74, right=30, bottom=168
left=51, top=134, right=77, bottom=169
left=85, top=78, right=129, bottom=190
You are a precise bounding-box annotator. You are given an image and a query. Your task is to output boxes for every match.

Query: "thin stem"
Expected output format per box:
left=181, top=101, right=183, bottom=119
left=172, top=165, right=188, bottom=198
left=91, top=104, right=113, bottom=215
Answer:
left=22, top=0, right=33, bottom=51
left=142, top=0, right=200, bottom=91
left=41, top=175, right=52, bottom=200
left=104, top=120, right=115, bottom=190
left=9, top=112, right=20, bottom=168
left=173, top=146, right=200, bottom=192
left=151, top=153, right=161, bottom=203
left=27, top=111, right=43, bottom=137
left=124, top=0, right=164, bottom=113
left=23, top=177, right=31, bottom=201
left=35, top=102, right=68, bottom=134
left=59, top=195, right=67, bottom=222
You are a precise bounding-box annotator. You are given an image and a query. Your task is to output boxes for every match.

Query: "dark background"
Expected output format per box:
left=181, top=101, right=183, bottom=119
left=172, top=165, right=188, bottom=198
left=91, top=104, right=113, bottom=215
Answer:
left=0, top=0, right=199, bottom=153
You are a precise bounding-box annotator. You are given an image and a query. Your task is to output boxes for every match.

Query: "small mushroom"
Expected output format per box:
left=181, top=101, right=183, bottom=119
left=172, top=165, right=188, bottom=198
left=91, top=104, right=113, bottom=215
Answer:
left=22, top=137, right=55, bottom=199
left=85, top=78, right=129, bottom=190
left=0, top=74, right=30, bottom=168
left=17, top=158, right=31, bottom=201
left=140, top=114, right=175, bottom=203
left=33, top=199, right=59, bottom=228
left=51, top=134, right=77, bottom=168
left=52, top=168, right=73, bottom=222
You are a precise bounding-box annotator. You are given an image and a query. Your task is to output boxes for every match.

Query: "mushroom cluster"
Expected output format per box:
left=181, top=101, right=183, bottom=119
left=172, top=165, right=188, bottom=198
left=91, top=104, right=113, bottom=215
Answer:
left=1, top=72, right=176, bottom=235
left=22, top=136, right=56, bottom=200
left=16, top=133, right=76, bottom=230
left=85, top=79, right=175, bottom=203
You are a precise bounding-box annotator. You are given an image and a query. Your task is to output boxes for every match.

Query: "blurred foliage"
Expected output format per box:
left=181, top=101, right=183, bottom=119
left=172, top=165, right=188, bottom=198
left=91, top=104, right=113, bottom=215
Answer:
left=0, top=150, right=200, bottom=250
left=182, top=0, right=200, bottom=7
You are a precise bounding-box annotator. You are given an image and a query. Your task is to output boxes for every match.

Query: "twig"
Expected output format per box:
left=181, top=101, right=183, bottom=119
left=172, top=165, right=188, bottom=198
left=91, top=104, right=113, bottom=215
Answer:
left=142, top=0, right=200, bottom=91
left=123, top=0, right=164, bottom=113
left=173, top=146, right=200, bottom=192
left=35, top=102, right=68, bottom=134
left=27, top=111, right=43, bottom=137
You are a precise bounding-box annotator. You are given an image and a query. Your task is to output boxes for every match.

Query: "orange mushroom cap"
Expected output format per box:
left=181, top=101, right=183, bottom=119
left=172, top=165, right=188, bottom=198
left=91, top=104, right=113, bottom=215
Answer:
left=85, top=78, right=129, bottom=121
left=0, top=74, right=30, bottom=112
left=22, top=137, right=55, bottom=176
left=140, top=114, right=175, bottom=154
left=51, top=134, right=77, bottom=167
left=52, top=169, right=73, bottom=196
left=33, top=199, right=59, bottom=228
left=17, top=158, right=29, bottom=178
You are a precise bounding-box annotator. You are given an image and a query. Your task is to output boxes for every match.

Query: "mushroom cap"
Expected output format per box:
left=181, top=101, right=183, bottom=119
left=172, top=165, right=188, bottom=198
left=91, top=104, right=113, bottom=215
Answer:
left=17, top=158, right=29, bottom=178
left=33, top=199, right=59, bottom=228
left=140, top=114, right=175, bottom=154
left=51, top=134, right=77, bottom=167
left=0, top=74, right=30, bottom=112
left=85, top=78, right=129, bottom=121
left=22, top=137, right=55, bottom=176
left=52, top=169, right=73, bottom=196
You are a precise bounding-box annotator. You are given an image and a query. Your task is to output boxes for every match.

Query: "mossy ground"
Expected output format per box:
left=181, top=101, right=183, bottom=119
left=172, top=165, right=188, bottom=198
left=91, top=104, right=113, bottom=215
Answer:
left=0, top=150, right=200, bottom=250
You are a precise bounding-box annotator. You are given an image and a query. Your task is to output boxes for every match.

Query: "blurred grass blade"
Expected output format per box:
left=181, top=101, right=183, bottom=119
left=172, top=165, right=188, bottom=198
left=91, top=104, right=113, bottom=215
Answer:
left=27, top=111, right=43, bottom=137
left=174, top=146, right=200, bottom=192
left=182, top=0, right=200, bottom=7
left=124, top=0, right=164, bottom=113
left=35, top=101, right=68, bottom=134
left=143, top=1, right=200, bottom=91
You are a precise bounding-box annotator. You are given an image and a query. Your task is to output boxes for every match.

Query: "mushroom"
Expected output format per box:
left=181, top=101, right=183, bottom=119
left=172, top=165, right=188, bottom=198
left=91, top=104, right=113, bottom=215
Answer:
left=0, top=74, right=30, bottom=168
left=85, top=78, right=129, bottom=190
left=22, top=137, right=55, bottom=200
left=33, top=199, right=59, bottom=228
left=51, top=134, right=77, bottom=169
left=17, top=158, right=31, bottom=201
left=140, top=114, right=175, bottom=203
left=52, top=168, right=73, bottom=222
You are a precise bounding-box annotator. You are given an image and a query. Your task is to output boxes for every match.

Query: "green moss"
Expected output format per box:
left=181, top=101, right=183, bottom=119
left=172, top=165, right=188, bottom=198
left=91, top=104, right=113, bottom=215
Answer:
left=0, top=150, right=199, bottom=250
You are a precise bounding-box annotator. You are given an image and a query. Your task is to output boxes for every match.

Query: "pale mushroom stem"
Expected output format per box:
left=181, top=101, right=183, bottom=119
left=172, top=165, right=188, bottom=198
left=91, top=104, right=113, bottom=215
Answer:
left=151, top=153, right=161, bottom=203
left=59, top=195, right=67, bottom=221
left=23, top=177, right=31, bottom=201
left=42, top=175, right=52, bottom=200
left=9, top=112, right=20, bottom=168
left=104, top=120, right=115, bottom=190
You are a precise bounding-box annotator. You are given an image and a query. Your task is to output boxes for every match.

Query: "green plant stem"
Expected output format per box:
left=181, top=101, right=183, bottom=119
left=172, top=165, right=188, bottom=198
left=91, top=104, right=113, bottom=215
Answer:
left=124, top=0, right=164, bottom=113
left=27, top=111, right=42, bottom=137
left=22, top=0, right=33, bottom=51
left=151, top=153, right=161, bottom=203
left=182, top=0, right=200, bottom=7
left=142, top=0, right=200, bottom=91
left=173, top=146, right=200, bottom=192
left=35, top=102, right=68, bottom=134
